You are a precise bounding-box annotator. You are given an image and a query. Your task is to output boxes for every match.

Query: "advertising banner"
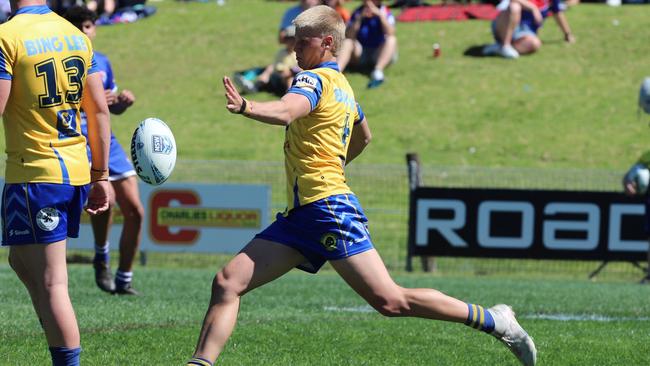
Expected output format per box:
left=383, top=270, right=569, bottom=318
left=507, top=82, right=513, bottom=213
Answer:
left=409, top=187, right=648, bottom=261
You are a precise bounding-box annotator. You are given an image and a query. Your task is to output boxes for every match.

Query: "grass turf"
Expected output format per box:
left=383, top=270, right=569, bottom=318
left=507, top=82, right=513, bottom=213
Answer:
left=1, top=264, right=650, bottom=364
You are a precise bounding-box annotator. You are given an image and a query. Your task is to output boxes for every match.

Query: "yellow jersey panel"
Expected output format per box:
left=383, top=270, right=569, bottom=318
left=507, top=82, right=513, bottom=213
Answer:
left=283, top=61, right=365, bottom=212
left=0, top=5, right=98, bottom=185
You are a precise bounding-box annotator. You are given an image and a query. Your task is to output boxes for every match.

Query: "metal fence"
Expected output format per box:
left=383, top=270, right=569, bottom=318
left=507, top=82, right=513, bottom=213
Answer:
left=172, top=159, right=646, bottom=281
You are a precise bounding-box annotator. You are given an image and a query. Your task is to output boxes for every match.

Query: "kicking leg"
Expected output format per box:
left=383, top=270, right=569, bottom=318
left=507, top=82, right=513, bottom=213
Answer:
left=190, top=239, right=306, bottom=364
left=330, top=249, right=468, bottom=320
left=330, top=249, right=536, bottom=365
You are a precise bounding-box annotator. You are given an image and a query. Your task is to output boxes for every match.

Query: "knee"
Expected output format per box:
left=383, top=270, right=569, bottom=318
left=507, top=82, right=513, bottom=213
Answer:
left=122, top=201, right=144, bottom=224
left=368, top=291, right=410, bottom=318
left=531, top=38, right=542, bottom=51
left=211, top=271, right=244, bottom=302
left=508, top=2, right=522, bottom=14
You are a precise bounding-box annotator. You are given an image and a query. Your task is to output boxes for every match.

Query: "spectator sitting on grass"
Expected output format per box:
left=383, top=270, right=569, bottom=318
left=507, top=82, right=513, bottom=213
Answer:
left=235, top=25, right=301, bottom=96
left=337, top=0, right=398, bottom=89
left=482, top=0, right=575, bottom=59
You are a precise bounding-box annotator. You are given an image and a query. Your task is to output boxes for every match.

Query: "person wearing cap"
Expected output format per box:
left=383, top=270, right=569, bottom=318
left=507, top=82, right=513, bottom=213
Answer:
left=255, top=25, right=301, bottom=95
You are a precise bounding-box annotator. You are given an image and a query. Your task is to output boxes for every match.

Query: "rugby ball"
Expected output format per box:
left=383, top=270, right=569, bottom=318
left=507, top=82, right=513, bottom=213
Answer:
left=625, top=164, right=650, bottom=195
left=130, top=118, right=176, bottom=185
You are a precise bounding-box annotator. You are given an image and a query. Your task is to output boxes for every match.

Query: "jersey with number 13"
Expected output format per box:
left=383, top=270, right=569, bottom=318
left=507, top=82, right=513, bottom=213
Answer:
left=0, top=5, right=98, bottom=185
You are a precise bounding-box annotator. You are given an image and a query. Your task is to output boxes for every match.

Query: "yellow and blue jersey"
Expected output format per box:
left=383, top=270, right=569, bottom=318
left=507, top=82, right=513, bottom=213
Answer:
left=284, top=61, right=365, bottom=212
left=0, top=5, right=98, bottom=185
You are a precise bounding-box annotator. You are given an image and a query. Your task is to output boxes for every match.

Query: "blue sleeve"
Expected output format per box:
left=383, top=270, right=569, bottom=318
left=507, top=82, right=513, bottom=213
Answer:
left=287, top=71, right=323, bottom=111
left=88, top=53, right=99, bottom=75
left=0, top=45, right=11, bottom=80
left=103, top=57, right=117, bottom=92
left=354, top=102, right=365, bottom=125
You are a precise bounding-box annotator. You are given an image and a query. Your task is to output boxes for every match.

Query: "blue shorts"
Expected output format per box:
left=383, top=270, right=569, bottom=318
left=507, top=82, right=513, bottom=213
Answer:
left=1, top=183, right=89, bottom=246
left=492, top=20, right=537, bottom=42
left=81, top=122, right=135, bottom=181
left=255, top=193, right=374, bottom=273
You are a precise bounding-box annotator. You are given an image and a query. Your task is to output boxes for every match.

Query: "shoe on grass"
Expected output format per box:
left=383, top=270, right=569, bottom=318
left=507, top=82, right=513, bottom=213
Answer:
left=93, top=260, right=115, bottom=294
left=115, top=282, right=140, bottom=296
left=489, top=304, right=537, bottom=366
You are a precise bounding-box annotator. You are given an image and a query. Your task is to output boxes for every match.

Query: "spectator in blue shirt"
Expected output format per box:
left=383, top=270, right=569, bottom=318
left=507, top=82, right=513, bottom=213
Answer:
left=337, top=0, right=397, bottom=89
left=278, top=0, right=319, bottom=43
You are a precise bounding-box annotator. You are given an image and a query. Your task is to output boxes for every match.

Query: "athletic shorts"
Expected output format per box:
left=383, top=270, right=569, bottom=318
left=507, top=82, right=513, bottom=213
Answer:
left=1, top=183, right=89, bottom=246
left=491, top=20, right=537, bottom=42
left=255, top=193, right=374, bottom=273
left=81, top=122, right=136, bottom=181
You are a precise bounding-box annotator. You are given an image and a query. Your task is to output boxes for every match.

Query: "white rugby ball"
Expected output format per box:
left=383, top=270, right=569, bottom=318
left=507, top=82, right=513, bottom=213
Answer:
left=130, top=118, right=176, bottom=185
left=625, top=164, right=650, bottom=195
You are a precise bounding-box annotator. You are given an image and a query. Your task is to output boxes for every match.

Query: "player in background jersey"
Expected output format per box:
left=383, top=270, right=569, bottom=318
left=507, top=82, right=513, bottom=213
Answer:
left=483, top=0, right=575, bottom=59
left=0, top=0, right=111, bottom=364
left=186, top=6, right=536, bottom=366
left=65, top=5, right=144, bottom=296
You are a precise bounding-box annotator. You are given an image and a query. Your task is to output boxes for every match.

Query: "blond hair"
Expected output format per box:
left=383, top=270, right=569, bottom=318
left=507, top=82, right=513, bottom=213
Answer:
left=293, top=5, right=345, bottom=56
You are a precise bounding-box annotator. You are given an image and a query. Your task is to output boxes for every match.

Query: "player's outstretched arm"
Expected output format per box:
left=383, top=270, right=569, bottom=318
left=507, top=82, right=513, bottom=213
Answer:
left=81, top=72, right=111, bottom=215
left=223, top=76, right=310, bottom=126
left=0, top=79, right=10, bottom=116
left=346, top=117, right=372, bottom=165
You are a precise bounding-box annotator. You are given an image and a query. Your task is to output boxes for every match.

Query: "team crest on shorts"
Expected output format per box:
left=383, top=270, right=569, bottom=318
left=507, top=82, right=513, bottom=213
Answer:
left=36, top=207, right=60, bottom=232
left=320, top=233, right=338, bottom=252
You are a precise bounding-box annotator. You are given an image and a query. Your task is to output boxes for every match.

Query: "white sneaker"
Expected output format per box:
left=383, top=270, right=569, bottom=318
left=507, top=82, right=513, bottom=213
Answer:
left=489, top=304, right=537, bottom=366
left=482, top=43, right=501, bottom=56
left=498, top=45, right=520, bottom=59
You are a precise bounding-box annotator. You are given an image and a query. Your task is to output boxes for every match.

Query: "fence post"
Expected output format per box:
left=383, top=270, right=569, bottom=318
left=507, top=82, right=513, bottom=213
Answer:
left=406, top=153, right=436, bottom=272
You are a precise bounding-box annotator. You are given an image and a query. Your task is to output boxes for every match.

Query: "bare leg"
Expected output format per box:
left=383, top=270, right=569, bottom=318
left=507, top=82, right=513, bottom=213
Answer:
left=494, top=2, right=522, bottom=48
left=9, top=241, right=80, bottom=347
left=90, top=209, right=112, bottom=246
left=191, top=239, right=306, bottom=362
left=337, top=39, right=360, bottom=73
left=90, top=183, right=116, bottom=247
left=112, top=176, right=144, bottom=273
left=513, top=35, right=542, bottom=55
left=374, top=35, right=397, bottom=73
left=330, top=249, right=468, bottom=321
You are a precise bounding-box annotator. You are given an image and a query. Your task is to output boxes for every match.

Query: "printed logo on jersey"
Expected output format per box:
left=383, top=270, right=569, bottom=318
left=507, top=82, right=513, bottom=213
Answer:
left=56, top=109, right=80, bottom=138
left=9, top=229, right=31, bottom=237
left=152, top=135, right=173, bottom=154
left=36, top=207, right=60, bottom=232
left=295, top=74, right=318, bottom=92
left=320, top=233, right=339, bottom=251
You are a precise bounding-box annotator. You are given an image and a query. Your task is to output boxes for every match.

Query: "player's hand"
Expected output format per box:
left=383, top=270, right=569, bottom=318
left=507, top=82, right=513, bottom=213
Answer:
left=85, top=180, right=110, bottom=215
left=624, top=181, right=637, bottom=196
left=118, top=89, right=136, bottom=106
left=104, top=90, right=118, bottom=106
left=362, top=0, right=380, bottom=17
left=223, top=76, right=245, bottom=114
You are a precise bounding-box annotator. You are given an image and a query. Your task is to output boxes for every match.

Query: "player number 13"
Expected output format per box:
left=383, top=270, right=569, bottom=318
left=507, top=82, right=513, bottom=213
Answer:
left=34, top=56, right=86, bottom=108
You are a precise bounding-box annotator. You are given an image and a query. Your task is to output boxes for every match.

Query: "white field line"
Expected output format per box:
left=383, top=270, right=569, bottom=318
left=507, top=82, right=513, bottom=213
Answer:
left=323, top=306, right=650, bottom=322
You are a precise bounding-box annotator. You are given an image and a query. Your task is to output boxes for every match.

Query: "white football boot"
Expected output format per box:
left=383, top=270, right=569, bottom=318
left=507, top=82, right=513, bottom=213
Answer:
left=489, top=304, right=537, bottom=366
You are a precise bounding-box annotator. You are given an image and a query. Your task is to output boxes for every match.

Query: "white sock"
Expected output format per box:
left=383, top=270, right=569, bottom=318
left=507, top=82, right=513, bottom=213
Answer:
left=115, top=270, right=133, bottom=285
left=371, top=69, right=384, bottom=81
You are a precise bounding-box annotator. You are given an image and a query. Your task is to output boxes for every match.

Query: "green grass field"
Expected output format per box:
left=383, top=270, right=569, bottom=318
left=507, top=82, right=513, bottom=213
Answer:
left=2, top=1, right=650, bottom=364
left=2, top=265, right=650, bottom=365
